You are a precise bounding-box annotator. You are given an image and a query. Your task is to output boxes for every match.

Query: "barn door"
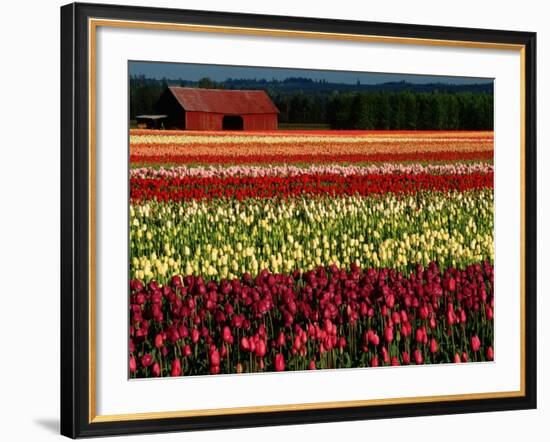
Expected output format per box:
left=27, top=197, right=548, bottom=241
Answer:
left=222, top=115, right=244, bottom=130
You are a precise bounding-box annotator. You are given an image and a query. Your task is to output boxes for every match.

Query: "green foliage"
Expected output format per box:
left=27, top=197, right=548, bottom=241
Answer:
left=326, top=91, right=493, bottom=130
left=130, top=77, right=166, bottom=119
left=197, top=77, right=225, bottom=89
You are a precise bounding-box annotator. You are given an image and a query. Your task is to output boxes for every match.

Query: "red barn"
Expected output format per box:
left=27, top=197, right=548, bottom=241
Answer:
left=156, top=86, right=279, bottom=131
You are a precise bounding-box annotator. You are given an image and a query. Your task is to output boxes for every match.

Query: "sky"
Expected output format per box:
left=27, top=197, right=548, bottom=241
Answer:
left=129, top=61, right=493, bottom=85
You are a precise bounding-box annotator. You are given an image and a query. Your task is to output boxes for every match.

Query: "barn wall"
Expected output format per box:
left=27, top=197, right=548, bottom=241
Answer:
left=186, top=112, right=223, bottom=130
left=155, top=90, right=186, bottom=129
left=243, top=114, right=278, bottom=130
left=184, top=112, right=278, bottom=131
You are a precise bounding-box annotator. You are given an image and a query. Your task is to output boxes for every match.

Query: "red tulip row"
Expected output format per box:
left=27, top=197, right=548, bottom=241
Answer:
left=129, top=261, right=494, bottom=378
left=130, top=150, right=493, bottom=166
left=130, top=172, right=493, bottom=202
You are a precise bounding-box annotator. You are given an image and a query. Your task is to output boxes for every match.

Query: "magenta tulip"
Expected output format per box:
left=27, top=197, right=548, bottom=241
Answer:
left=370, top=355, right=379, bottom=367
left=470, top=335, right=481, bottom=352
left=154, top=333, right=164, bottom=349
left=222, top=326, right=233, bottom=344
left=152, top=362, right=161, bottom=377
left=384, top=326, right=394, bottom=344
left=141, top=354, right=153, bottom=368
left=240, top=336, right=250, bottom=351
left=274, top=353, right=285, bottom=371
left=210, top=348, right=220, bottom=367
left=171, top=359, right=182, bottom=377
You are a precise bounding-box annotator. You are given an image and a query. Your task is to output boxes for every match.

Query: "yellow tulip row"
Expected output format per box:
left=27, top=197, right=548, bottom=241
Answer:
left=130, top=190, right=493, bottom=283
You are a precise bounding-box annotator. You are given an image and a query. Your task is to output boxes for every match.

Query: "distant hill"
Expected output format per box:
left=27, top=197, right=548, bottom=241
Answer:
left=223, top=78, right=493, bottom=95
left=131, top=75, right=493, bottom=95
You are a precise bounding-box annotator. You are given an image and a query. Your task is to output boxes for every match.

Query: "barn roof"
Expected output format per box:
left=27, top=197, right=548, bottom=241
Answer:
left=167, top=87, right=279, bottom=115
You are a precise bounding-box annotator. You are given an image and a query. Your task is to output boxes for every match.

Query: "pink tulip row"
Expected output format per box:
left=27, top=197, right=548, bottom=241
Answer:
left=130, top=162, right=493, bottom=180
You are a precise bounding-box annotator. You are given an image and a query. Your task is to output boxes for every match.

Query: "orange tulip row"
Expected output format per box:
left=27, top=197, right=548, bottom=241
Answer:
left=130, top=134, right=493, bottom=165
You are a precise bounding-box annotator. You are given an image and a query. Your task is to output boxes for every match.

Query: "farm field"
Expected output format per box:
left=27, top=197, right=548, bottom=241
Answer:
left=129, top=129, right=494, bottom=378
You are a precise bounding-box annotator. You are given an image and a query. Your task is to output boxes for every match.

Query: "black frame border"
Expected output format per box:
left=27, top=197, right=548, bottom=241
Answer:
left=60, top=2, right=537, bottom=438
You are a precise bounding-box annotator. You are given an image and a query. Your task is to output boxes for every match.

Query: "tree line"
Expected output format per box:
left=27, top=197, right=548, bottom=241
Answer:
left=261, top=90, right=492, bottom=130
left=325, top=91, right=493, bottom=130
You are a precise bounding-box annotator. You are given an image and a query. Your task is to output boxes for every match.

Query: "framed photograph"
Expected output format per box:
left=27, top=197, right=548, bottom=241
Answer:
left=60, top=2, right=537, bottom=438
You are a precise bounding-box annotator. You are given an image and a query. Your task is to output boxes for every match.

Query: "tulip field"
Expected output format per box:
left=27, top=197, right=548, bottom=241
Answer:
left=129, top=130, right=494, bottom=378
